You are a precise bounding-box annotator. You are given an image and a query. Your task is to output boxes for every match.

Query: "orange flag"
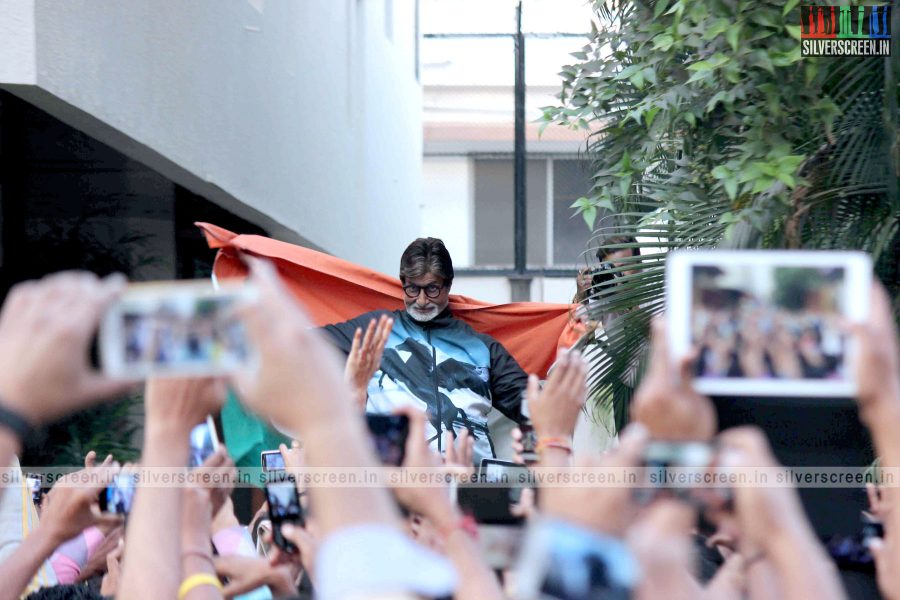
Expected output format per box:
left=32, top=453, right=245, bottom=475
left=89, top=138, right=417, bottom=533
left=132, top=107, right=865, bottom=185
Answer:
left=197, top=222, right=576, bottom=377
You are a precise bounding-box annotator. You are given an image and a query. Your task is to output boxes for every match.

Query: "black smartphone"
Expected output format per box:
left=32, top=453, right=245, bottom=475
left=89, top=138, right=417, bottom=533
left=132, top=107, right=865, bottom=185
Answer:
left=638, top=440, right=716, bottom=505
left=479, top=458, right=533, bottom=503
left=457, top=483, right=524, bottom=526
left=25, top=473, right=43, bottom=505
left=189, top=415, right=220, bottom=468
left=365, top=414, right=409, bottom=466
left=265, top=476, right=304, bottom=554
left=261, top=450, right=286, bottom=473
left=519, top=422, right=539, bottom=464
left=99, top=473, right=138, bottom=515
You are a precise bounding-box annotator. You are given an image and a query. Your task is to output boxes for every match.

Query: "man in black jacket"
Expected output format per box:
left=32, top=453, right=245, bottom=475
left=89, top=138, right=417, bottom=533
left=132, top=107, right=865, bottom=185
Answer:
left=322, top=238, right=528, bottom=462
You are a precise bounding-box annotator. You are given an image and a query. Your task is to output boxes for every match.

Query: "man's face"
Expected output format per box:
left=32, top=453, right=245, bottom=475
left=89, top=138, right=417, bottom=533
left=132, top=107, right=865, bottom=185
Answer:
left=403, top=273, right=451, bottom=322
left=604, top=249, right=639, bottom=277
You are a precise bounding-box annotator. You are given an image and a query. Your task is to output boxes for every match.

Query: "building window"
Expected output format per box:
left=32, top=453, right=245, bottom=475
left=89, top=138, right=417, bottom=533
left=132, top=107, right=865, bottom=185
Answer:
left=473, top=157, right=594, bottom=268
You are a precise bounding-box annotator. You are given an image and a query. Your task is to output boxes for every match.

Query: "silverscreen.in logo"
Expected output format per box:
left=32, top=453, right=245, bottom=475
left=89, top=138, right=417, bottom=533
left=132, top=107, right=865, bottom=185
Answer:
left=800, top=5, right=891, bottom=56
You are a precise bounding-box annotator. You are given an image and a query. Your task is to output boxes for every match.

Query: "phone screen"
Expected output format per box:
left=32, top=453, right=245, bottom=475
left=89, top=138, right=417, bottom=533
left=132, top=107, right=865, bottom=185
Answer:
left=99, top=473, right=138, bottom=515
left=265, top=477, right=304, bottom=553
left=265, top=478, right=303, bottom=524
left=457, top=484, right=523, bottom=526
left=261, top=450, right=286, bottom=472
left=365, top=414, right=409, bottom=466
left=25, top=475, right=42, bottom=504
left=100, top=281, right=255, bottom=378
left=189, top=416, right=220, bottom=468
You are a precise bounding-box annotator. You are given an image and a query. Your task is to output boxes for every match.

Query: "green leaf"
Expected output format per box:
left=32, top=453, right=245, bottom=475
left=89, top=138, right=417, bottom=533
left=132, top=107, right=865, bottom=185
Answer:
left=654, top=0, right=671, bottom=19
left=726, top=25, right=741, bottom=52
left=710, top=165, right=730, bottom=179
left=686, top=53, right=729, bottom=71
left=783, top=0, right=800, bottom=16
left=652, top=34, right=675, bottom=51
left=785, top=25, right=801, bottom=41
left=619, top=174, right=633, bottom=197
left=582, top=205, right=598, bottom=229
left=724, top=178, right=738, bottom=200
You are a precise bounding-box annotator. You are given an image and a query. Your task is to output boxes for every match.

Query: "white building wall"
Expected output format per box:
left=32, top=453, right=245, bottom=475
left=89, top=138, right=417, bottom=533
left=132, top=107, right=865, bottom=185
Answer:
left=0, top=0, right=422, bottom=274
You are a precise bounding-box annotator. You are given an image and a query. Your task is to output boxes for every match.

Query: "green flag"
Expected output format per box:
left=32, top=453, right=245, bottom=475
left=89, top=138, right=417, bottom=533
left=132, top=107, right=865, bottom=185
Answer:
left=221, top=390, right=290, bottom=487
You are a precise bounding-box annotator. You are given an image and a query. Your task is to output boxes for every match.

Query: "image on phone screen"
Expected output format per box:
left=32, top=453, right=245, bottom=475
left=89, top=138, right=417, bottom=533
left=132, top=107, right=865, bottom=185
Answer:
left=261, top=450, right=286, bottom=472
left=366, top=414, right=409, bottom=466
left=189, top=415, right=220, bottom=468
left=100, top=473, right=138, bottom=515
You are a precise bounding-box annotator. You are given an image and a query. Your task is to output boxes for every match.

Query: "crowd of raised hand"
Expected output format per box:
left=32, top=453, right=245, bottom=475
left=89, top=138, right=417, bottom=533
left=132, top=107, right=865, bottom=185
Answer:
left=0, top=259, right=897, bottom=600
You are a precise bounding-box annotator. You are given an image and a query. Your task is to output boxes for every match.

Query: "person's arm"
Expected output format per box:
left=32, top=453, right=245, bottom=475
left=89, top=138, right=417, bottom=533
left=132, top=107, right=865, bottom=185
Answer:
left=853, top=283, right=900, bottom=466
left=485, top=336, right=529, bottom=424
left=180, top=485, right=224, bottom=600
left=235, top=260, right=400, bottom=535
left=393, top=407, right=504, bottom=600
left=630, top=317, right=717, bottom=441
left=0, top=464, right=120, bottom=600
left=0, top=525, right=60, bottom=600
left=718, top=427, right=846, bottom=600
left=116, top=379, right=226, bottom=600
left=235, top=259, right=455, bottom=599
left=0, top=273, right=131, bottom=494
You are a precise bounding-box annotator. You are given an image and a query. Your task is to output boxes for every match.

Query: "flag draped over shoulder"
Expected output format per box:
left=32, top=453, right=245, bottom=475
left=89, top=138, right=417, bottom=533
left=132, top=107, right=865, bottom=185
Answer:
left=197, top=222, right=577, bottom=471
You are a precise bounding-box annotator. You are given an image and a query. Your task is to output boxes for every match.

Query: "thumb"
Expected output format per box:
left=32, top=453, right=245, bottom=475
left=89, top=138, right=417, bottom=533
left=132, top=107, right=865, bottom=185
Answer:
left=868, top=537, right=885, bottom=569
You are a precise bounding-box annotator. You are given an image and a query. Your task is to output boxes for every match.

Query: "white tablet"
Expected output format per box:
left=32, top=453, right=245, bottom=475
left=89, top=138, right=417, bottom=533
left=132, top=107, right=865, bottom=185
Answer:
left=666, top=250, right=872, bottom=398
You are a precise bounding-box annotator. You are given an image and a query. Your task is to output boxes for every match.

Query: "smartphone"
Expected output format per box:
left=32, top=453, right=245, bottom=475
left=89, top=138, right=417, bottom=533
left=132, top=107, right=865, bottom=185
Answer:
left=457, top=483, right=524, bottom=526
left=265, top=476, right=304, bottom=553
left=99, top=473, right=138, bottom=515
left=638, top=441, right=716, bottom=506
left=189, top=415, right=220, bottom=468
left=515, top=519, right=638, bottom=600
left=261, top=450, right=286, bottom=473
left=25, top=474, right=43, bottom=505
left=480, top=458, right=533, bottom=503
left=519, top=422, right=539, bottom=464
left=666, top=250, right=871, bottom=398
left=365, top=414, right=409, bottom=466
left=100, top=281, right=256, bottom=378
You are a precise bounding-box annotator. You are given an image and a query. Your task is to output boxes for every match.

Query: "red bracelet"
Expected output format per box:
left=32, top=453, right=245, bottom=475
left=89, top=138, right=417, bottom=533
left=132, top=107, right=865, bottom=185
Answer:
left=536, top=436, right=573, bottom=454
left=439, top=514, right=479, bottom=540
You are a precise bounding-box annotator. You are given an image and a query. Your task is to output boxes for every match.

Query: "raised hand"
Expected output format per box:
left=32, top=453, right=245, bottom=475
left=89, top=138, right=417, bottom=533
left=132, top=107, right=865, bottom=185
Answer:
left=527, top=350, right=588, bottom=441
left=344, top=314, right=393, bottom=410
left=0, top=272, right=133, bottom=426
left=631, top=317, right=717, bottom=441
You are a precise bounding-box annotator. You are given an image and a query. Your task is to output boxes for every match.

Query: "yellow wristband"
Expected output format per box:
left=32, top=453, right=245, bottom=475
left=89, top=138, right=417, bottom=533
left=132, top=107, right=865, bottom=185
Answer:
left=178, top=573, right=222, bottom=600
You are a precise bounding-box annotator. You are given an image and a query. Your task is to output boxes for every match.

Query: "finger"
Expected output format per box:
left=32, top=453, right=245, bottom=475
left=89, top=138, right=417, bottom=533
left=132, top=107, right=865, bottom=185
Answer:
left=525, top=374, right=541, bottom=410
left=601, top=422, right=648, bottom=468
left=361, top=319, right=378, bottom=355
left=85, top=451, right=97, bottom=468
left=866, top=483, right=881, bottom=513
left=392, top=405, right=428, bottom=462
left=348, top=327, right=363, bottom=360
left=464, top=432, right=474, bottom=465
left=647, top=316, right=671, bottom=378
left=443, top=431, right=456, bottom=463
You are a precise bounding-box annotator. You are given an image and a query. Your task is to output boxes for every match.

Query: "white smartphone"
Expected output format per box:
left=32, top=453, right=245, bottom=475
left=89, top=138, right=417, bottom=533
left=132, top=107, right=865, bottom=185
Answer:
left=666, top=250, right=872, bottom=398
left=189, top=415, right=221, bottom=468
left=100, top=280, right=256, bottom=378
